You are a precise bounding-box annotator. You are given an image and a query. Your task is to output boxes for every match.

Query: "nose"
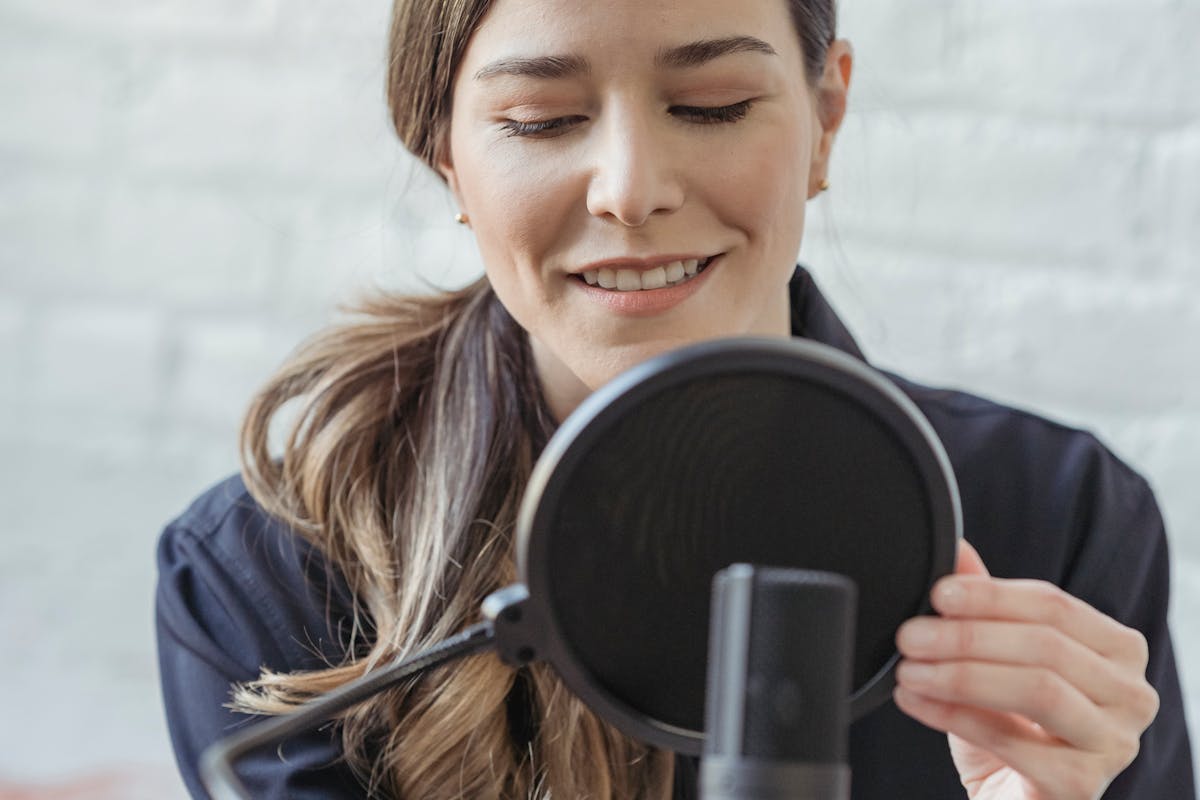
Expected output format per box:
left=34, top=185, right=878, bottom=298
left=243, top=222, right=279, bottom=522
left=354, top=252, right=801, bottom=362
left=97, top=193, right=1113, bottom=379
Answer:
left=585, top=107, right=685, bottom=227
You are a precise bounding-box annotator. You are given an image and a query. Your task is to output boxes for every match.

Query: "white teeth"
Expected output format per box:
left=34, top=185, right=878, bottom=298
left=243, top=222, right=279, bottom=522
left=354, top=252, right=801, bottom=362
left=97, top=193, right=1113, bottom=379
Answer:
left=616, top=269, right=642, bottom=291
left=580, top=257, right=713, bottom=292
left=641, top=266, right=667, bottom=290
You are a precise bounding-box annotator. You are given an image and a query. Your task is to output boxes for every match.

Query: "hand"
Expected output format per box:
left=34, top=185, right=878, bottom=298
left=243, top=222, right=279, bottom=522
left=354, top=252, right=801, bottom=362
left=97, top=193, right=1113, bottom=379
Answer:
left=893, top=540, right=1160, bottom=800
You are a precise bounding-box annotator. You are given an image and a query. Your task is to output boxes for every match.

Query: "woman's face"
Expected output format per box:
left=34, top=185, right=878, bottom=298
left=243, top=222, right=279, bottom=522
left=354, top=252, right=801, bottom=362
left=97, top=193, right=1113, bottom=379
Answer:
left=439, top=0, right=850, bottom=417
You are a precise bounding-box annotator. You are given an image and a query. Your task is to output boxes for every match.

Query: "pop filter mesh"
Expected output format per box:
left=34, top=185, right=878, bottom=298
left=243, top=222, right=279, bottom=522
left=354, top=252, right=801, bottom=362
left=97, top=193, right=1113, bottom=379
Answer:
left=545, top=372, right=932, bottom=733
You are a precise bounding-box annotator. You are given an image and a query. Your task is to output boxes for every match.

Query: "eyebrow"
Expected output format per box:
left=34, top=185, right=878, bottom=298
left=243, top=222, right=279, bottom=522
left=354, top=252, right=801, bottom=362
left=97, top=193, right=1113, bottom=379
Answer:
left=474, top=54, right=590, bottom=82
left=656, top=35, right=777, bottom=69
left=472, top=35, right=776, bottom=81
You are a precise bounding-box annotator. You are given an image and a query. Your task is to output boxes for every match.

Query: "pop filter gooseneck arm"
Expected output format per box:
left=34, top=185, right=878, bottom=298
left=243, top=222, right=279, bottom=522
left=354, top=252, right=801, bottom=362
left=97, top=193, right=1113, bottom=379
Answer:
left=201, top=586, right=540, bottom=800
left=199, top=622, right=498, bottom=800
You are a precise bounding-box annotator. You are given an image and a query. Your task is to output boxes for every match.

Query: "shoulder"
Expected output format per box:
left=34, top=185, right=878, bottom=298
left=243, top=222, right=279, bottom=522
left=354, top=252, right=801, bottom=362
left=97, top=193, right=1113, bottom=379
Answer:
left=156, top=474, right=358, bottom=674
left=884, top=372, right=1161, bottom=602
left=155, top=477, right=367, bottom=798
left=890, top=373, right=1142, bottom=486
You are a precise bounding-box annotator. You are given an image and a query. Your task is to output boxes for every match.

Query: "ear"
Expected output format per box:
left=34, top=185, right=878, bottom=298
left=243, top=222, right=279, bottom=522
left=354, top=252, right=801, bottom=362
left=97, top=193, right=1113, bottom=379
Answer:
left=433, top=124, right=467, bottom=213
left=808, top=39, right=853, bottom=199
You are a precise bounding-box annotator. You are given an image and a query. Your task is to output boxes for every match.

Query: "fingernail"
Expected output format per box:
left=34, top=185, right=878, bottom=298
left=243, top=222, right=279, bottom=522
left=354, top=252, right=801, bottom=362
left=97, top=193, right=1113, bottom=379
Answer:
left=934, top=579, right=965, bottom=611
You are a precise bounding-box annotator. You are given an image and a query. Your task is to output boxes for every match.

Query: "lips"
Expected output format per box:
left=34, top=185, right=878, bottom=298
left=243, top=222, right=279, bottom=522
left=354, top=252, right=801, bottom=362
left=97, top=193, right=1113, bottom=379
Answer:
left=576, top=256, right=716, bottom=292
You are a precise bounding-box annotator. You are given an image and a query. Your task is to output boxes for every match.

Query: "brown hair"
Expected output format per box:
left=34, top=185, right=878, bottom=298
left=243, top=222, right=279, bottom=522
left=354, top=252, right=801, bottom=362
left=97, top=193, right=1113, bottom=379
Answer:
left=235, top=1, right=838, bottom=797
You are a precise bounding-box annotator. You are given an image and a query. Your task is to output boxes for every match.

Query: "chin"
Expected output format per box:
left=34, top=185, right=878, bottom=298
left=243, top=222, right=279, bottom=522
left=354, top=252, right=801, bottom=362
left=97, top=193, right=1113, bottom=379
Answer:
left=578, top=332, right=725, bottom=389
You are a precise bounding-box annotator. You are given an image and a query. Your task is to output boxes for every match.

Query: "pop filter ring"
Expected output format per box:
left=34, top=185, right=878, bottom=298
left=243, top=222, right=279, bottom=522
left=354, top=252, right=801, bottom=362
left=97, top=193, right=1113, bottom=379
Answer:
left=515, top=337, right=962, bottom=755
left=202, top=337, right=961, bottom=798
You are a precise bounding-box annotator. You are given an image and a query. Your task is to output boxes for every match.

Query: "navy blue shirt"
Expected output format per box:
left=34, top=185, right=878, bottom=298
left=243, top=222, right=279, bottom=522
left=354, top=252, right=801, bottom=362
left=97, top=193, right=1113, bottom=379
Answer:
left=156, top=269, right=1195, bottom=798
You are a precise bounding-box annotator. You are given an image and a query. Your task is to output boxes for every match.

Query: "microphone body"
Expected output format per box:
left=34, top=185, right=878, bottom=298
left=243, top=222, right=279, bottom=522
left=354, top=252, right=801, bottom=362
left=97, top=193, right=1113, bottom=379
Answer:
left=701, top=565, right=856, bottom=800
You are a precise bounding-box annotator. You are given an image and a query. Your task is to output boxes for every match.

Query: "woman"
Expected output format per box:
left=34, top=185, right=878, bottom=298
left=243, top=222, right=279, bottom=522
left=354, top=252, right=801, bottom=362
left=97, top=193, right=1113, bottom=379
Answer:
left=155, top=0, right=1194, bottom=797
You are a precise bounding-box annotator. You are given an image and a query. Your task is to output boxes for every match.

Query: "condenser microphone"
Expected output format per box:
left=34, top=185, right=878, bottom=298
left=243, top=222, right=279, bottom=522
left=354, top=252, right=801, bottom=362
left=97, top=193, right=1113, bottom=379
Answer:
left=701, top=565, right=856, bottom=800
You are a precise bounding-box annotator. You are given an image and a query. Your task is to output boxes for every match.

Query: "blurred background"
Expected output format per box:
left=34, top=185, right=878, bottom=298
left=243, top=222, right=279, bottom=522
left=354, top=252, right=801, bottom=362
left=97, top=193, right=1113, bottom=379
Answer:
left=1, top=0, right=1197, bottom=796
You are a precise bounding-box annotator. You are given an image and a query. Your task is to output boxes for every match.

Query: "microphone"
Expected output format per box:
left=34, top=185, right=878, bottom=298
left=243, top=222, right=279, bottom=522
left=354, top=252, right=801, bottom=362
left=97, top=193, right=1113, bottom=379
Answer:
left=701, top=565, right=856, bottom=800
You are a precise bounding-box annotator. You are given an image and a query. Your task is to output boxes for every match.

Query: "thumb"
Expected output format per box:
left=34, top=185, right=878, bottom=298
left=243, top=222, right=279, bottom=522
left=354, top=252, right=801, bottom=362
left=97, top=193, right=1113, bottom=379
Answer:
left=955, top=539, right=991, bottom=578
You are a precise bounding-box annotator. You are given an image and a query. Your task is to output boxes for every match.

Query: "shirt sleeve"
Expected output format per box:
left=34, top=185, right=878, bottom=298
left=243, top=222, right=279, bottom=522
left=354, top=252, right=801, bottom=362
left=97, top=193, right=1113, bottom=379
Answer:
left=1065, top=467, right=1196, bottom=799
left=155, top=518, right=366, bottom=800
left=901, top=384, right=1196, bottom=799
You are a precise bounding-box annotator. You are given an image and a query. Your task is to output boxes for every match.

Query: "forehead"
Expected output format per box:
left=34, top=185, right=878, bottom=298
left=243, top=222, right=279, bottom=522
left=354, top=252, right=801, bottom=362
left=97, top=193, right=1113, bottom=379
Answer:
left=460, top=0, right=803, bottom=75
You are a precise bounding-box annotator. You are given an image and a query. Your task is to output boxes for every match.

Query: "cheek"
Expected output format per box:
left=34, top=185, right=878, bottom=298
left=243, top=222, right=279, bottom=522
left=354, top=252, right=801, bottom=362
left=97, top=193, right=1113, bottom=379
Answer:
left=459, top=146, right=574, bottom=277
left=701, top=122, right=811, bottom=237
left=454, top=147, right=585, bottom=344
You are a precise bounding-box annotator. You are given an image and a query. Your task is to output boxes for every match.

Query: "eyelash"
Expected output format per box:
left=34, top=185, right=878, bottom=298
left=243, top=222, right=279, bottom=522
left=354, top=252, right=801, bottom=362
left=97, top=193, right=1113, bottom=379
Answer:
left=681, top=100, right=753, bottom=124
left=502, top=116, right=582, bottom=138
left=501, top=100, right=754, bottom=138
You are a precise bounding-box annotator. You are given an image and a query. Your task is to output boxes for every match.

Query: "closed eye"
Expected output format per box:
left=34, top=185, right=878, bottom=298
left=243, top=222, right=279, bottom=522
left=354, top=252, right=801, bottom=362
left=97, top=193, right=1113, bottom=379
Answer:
left=671, top=99, right=754, bottom=124
left=501, top=115, right=588, bottom=138
left=500, top=100, right=755, bottom=138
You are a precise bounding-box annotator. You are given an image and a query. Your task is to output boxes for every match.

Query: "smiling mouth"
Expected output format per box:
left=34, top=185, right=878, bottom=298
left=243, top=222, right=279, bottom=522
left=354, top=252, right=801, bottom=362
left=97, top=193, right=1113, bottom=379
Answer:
left=577, top=256, right=716, bottom=292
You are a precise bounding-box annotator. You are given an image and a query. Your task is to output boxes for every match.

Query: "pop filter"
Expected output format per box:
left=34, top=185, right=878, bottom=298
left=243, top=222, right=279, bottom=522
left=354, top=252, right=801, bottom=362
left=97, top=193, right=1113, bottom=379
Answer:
left=509, top=337, right=961, bottom=756
left=202, top=336, right=961, bottom=798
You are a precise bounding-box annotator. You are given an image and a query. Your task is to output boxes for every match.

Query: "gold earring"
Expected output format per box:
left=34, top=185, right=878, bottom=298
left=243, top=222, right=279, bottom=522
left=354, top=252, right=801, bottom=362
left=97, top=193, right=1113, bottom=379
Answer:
left=819, top=178, right=831, bottom=192
left=455, top=212, right=470, bottom=225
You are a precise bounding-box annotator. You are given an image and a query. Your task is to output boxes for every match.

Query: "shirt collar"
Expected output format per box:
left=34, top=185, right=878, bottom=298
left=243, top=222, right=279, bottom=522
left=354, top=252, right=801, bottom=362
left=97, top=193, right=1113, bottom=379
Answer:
left=789, top=264, right=867, bottom=362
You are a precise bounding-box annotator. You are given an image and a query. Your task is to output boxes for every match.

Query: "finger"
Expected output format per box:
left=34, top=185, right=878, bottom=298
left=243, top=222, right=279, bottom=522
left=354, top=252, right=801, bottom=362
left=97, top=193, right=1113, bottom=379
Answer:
left=896, top=617, right=1138, bottom=710
left=929, top=575, right=1149, bottom=669
left=894, top=684, right=1051, bottom=751
left=955, top=539, right=990, bottom=577
left=895, top=658, right=1110, bottom=751
left=892, top=687, right=1121, bottom=800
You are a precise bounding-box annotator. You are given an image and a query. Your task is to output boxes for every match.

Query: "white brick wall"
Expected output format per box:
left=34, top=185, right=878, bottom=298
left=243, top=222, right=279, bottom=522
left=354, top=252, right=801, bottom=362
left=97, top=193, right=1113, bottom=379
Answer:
left=1, top=0, right=1196, bottom=792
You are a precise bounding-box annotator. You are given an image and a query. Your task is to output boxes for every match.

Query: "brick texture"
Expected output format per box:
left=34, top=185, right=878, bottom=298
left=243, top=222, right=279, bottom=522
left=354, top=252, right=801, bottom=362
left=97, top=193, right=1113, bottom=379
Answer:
left=1, top=0, right=1196, bottom=789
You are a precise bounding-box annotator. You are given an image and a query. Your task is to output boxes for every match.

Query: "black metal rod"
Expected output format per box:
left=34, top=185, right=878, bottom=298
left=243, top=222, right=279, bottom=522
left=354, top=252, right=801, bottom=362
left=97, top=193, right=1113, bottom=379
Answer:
left=200, top=621, right=496, bottom=800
